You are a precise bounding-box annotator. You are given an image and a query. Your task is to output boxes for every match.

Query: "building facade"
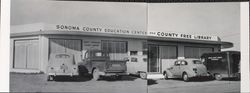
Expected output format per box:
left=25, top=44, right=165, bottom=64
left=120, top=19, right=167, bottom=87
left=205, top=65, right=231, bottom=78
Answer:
left=10, top=23, right=232, bottom=74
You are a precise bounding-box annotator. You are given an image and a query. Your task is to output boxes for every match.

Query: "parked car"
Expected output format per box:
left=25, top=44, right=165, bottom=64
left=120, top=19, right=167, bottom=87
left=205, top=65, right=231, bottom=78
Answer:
left=163, top=59, right=209, bottom=82
left=201, top=51, right=240, bottom=80
left=78, top=50, right=129, bottom=80
left=47, top=53, right=79, bottom=81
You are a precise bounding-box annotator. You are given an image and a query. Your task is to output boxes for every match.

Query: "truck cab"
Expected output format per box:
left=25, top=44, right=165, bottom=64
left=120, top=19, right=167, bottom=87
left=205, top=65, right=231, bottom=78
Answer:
left=78, top=50, right=128, bottom=80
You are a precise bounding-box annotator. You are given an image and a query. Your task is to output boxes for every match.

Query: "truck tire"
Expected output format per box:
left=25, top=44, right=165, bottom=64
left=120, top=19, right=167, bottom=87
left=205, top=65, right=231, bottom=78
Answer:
left=139, top=72, right=147, bottom=79
left=115, top=76, right=122, bottom=80
left=236, top=73, right=241, bottom=80
left=163, top=72, right=168, bottom=80
left=92, top=69, right=100, bottom=81
left=182, top=73, right=189, bottom=82
left=47, top=75, right=54, bottom=81
left=214, top=74, right=222, bottom=81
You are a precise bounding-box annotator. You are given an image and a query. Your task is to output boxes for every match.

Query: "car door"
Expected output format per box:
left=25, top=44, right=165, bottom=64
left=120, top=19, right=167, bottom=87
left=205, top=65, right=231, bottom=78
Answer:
left=179, top=61, right=188, bottom=76
left=84, top=51, right=92, bottom=72
left=170, top=61, right=181, bottom=77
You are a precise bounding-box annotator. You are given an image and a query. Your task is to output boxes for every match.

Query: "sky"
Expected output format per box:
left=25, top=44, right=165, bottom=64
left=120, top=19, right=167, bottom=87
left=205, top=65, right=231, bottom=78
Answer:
left=11, top=0, right=241, bottom=51
left=148, top=3, right=240, bottom=51
left=11, top=0, right=147, bottom=30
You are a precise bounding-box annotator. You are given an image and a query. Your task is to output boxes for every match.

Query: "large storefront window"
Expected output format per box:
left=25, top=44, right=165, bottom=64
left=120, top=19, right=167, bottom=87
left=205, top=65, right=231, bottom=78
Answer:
left=159, top=45, right=177, bottom=59
left=101, top=40, right=128, bottom=60
left=49, top=39, right=82, bottom=62
left=184, top=46, right=213, bottom=58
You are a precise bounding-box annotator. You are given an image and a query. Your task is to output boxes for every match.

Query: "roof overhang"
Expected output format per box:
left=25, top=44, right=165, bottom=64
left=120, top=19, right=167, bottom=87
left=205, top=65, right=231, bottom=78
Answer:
left=10, top=31, right=233, bottom=49
left=55, top=0, right=248, bottom=2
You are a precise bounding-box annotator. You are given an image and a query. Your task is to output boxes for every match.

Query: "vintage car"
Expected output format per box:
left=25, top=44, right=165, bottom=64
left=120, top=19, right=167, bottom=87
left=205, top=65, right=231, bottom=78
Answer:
left=78, top=50, right=129, bottom=80
left=163, top=59, right=209, bottom=82
left=201, top=51, right=240, bottom=80
left=47, top=53, right=79, bottom=81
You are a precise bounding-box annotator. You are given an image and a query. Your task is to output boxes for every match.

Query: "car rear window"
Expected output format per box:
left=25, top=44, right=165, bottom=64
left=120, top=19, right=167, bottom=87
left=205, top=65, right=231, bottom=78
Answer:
left=193, top=60, right=202, bottom=64
left=95, top=52, right=102, bottom=57
left=55, top=54, right=70, bottom=59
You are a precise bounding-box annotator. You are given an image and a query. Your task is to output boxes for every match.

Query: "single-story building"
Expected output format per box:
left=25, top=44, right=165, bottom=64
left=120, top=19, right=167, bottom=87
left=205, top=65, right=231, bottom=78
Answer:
left=10, top=23, right=233, bottom=74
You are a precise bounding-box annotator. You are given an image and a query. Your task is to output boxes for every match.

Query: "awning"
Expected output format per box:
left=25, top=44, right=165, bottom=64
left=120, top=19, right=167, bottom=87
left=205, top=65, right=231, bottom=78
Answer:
left=10, top=31, right=233, bottom=49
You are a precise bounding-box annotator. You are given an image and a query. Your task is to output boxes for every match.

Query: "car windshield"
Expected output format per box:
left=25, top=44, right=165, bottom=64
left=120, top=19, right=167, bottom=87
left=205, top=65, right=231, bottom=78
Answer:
left=193, top=60, right=202, bottom=64
left=181, top=61, right=187, bottom=65
left=95, top=52, right=102, bottom=57
left=93, top=51, right=108, bottom=57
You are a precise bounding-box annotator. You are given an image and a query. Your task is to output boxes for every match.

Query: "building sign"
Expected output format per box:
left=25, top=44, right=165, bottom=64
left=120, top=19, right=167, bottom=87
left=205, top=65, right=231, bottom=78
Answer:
left=83, top=40, right=101, bottom=50
left=55, top=25, right=147, bottom=35
left=147, top=31, right=218, bottom=41
left=49, top=24, right=218, bottom=41
left=207, top=56, right=223, bottom=61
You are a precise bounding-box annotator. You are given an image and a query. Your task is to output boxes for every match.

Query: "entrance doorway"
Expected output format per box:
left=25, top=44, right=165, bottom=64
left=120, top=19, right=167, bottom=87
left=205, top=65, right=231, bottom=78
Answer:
left=148, top=44, right=177, bottom=73
left=148, top=45, right=160, bottom=73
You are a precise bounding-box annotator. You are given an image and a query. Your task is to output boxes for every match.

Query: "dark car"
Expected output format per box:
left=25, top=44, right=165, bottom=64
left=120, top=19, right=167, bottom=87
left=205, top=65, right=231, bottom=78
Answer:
left=78, top=50, right=128, bottom=80
left=201, top=51, right=240, bottom=80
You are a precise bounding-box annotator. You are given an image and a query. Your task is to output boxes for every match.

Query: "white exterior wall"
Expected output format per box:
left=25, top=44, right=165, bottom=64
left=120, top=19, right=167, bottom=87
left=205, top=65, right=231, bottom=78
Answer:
left=127, top=39, right=147, bottom=74
left=39, top=35, right=49, bottom=73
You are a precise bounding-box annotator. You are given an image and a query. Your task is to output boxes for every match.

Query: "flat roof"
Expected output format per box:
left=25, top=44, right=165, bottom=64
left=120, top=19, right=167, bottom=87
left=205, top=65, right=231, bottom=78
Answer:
left=10, top=23, right=233, bottom=48
left=10, top=31, right=233, bottom=48
left=56, top=0, right=248, bottom=2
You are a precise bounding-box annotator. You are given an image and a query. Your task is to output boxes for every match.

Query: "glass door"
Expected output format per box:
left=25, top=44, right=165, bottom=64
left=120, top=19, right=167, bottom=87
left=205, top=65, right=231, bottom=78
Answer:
left=148, top=44, right=160, bottom=72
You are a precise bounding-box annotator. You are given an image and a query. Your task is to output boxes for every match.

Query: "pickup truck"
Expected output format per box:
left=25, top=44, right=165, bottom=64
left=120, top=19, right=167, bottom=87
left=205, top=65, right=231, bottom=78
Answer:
left=78, top=50, right=128, bottom=80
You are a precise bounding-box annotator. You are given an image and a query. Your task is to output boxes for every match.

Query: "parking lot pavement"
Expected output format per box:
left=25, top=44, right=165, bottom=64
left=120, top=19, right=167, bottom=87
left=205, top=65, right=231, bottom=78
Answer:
left=147, top=78, right=240, bottom=93
left=9, top=73, right=241, bottom=93
left=10, top=73, right=147, bottom=93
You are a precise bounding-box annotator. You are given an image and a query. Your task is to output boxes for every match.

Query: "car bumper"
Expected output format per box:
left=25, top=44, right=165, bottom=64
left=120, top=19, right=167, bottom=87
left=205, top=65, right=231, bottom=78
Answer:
left=48, top=72, right=79, bottom=76
left=193, top=73, right=210, bottom=77
left=99, top=72, right=129, bottom=76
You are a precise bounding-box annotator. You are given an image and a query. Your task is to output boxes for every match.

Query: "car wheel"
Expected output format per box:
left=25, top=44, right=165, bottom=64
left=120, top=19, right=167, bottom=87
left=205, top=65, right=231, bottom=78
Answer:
left=139, top=72, right=147, bottom=79
left=47, top=75, right=54, bottom=81
left=215, top=74, right=222, bottom=80
left=182, top=73, right=189, bottom=82
left=115, top=76, right=122, bottom=80
left=163, top=72, right=168, bottom=80
left=236, top=73, right=240, bottom=80
left=92, top=69, right=100, bottom=81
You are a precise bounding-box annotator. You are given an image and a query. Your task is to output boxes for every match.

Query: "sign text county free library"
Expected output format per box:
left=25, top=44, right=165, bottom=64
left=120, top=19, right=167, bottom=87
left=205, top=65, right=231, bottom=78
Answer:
left=55, top=24, right=218, bottom=41
left=10, top=23, right=230, bottom=73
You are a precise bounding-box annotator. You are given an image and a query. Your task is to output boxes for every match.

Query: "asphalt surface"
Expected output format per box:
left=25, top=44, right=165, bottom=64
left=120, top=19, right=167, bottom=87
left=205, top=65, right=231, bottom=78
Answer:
left=147, top=78, right=240, bottom=93
left=10, top=73, right=147, bottom=93
left=10, top=73, right=240, bottom=93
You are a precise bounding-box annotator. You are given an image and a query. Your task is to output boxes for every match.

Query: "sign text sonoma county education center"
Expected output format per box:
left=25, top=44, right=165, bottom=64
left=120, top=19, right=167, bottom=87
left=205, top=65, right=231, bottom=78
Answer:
left=55, top=25, right=218, bottom=41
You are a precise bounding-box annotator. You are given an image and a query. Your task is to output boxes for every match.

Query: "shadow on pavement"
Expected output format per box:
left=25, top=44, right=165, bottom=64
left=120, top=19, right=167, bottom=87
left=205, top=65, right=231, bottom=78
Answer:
left=188, top=77, right=215, bottom=82
left=54, top=75, right=92, bottom=82
left=220, top=78, right=240, bottom=81
left=147, top=79, right=158, bottom=86
left=98, top=75, right=139, bottom=82
left=166, top=77, right=214, bottom=82
left=54, top=75, right=140, bottom=82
